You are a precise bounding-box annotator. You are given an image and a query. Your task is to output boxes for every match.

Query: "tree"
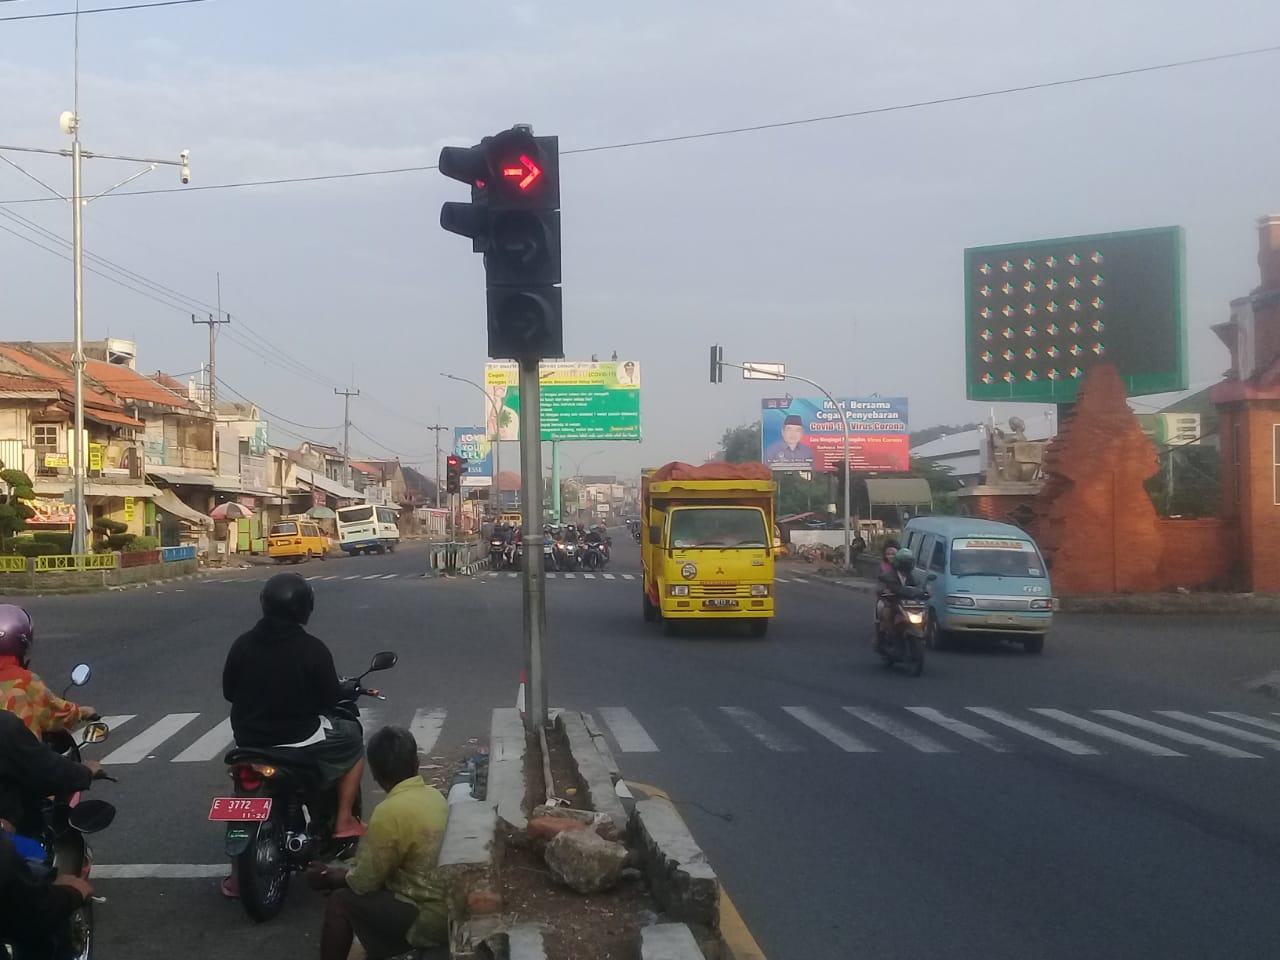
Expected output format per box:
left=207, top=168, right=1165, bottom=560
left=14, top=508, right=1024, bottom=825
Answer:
left=720, top=423, right=762, bottom=464
left=0, top=469, right=36, bottom=550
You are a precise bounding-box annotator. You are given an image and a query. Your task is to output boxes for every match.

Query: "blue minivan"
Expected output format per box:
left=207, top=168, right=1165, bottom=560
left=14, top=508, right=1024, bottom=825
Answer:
left=901, top=517, right=1056, bottom=654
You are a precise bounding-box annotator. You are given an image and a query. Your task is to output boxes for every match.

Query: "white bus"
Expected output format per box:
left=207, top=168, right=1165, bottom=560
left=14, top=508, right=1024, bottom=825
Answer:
left=335, top=504, right=401, bottom=556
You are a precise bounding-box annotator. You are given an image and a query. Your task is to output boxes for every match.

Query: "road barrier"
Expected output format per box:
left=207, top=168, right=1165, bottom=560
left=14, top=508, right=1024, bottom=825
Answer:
left=0, top=549, right=197, bottom=593
left=162, top=545, right=197, bottom=562
left=34, top=554, right=120, bottom=572
left=428, top=541, right=482, bottom=575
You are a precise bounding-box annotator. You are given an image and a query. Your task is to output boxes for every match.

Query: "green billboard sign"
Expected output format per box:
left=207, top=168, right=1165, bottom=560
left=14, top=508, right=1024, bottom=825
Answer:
left=484, top=361, right=641, bottom=441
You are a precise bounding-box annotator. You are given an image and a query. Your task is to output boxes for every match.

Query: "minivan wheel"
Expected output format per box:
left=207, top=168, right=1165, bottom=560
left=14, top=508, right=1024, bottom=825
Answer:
left=925, top=614, right=952, bottom=651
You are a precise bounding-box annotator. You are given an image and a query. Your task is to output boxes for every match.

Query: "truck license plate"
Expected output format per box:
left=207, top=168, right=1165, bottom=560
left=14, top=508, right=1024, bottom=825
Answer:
left=703, top=599, right=739, bottom=608
left=208, top=797, right=272, bottom=821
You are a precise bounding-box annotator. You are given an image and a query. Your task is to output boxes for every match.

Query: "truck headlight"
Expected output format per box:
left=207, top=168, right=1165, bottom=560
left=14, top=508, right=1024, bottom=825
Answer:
left=946, top=595, right=977, bottom=607
left=750, top=584, right=770, bottom=597
left=681, top=562, right=697, bottom=580
left=668, top=584, right=690, bottom=597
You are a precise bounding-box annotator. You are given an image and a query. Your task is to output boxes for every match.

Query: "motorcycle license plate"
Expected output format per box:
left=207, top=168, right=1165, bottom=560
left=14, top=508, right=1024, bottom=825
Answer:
left=208, top=797, right=272, bottom=821
left=703, top=598, right=739, bottom=608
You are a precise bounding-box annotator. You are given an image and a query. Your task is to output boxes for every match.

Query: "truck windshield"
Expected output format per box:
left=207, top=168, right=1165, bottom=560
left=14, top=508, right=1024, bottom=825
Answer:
left=670, top=508, right=768, bottom=549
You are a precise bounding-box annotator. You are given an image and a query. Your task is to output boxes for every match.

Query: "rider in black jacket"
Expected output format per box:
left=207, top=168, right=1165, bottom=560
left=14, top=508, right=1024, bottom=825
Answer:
left=0, top=710, right=97, bottom=839
left=0, top=830, right=94, bottom=958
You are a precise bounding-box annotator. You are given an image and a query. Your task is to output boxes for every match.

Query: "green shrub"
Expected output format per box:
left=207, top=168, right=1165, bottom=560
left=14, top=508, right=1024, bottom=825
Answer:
left=105, top=533, right=135, bottom=551
left=32, top=532, right=73, bottom=552
left=13, top=541, right=61, bottom=558
left=123, top=535, right=160, bottom=552
left=93, top=518, right=128, bottom=536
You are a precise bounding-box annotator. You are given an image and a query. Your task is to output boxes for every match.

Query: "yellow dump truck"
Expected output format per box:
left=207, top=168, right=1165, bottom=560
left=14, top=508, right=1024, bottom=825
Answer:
left=640, top=461, right=778, bottom=636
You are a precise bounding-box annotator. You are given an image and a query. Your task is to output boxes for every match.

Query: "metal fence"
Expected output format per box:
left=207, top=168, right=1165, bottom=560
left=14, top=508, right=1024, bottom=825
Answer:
left=0, top=556, right=27, bottom=573
left=427, top=541, right=481, bottom=574
left=33, top=554, right=120, bottom=572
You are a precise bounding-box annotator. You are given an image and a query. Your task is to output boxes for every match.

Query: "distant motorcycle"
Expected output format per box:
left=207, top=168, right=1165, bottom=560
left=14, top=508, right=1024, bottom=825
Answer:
left=552, top=538, right=579, bottom=571
left=875, top=588, right=927, bottom=677
left=582, top=538, right=610, bottom=570
left=489, top=536, right=506, bottom=570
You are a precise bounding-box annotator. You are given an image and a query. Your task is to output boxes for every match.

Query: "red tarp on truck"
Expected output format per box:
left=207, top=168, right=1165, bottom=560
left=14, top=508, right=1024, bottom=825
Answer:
left=649, top=461, right=773, bottom=483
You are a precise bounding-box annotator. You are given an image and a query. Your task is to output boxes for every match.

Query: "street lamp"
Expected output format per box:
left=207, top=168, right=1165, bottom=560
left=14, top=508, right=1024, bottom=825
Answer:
left=440, top=373, right=503, bottom=512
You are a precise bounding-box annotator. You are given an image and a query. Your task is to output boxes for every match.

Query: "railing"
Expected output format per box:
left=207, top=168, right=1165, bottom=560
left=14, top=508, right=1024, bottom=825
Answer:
left=162, top=545, right=197, bottom=562
left=0, top=556, right=28, bottom=573
left=33, top=554, right=119, bottom=572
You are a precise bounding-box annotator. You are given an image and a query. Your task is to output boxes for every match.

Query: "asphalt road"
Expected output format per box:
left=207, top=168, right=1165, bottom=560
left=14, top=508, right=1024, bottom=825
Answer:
left=18, top=534, right=1280, bottom=959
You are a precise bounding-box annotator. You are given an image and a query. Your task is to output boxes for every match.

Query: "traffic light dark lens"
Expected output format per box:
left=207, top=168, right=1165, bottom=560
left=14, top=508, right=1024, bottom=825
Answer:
left=492, top=211, right=550, bottom=270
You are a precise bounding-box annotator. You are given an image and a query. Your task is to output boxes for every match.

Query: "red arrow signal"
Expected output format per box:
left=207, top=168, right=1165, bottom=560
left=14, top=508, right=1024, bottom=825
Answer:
left=500, top=154, right=542, bottom=191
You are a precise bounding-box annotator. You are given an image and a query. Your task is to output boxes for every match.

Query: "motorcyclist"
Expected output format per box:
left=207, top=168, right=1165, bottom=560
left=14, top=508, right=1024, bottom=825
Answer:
left=876, top=548, right=924, bottom=644
left=221, top=573, right=366, bottom=898
left=0, top=605, right=98, bottom=738
left=0, top=830, right=95, bottom=960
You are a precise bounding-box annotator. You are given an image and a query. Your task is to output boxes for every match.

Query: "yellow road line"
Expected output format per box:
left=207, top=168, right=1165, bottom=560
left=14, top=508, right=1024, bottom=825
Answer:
left=627, top=781, right=768, bottom=960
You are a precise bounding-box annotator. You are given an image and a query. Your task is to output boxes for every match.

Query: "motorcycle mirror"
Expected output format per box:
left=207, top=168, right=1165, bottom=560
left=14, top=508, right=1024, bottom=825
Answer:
left=67, top=798, right=116, bottom=835
left=368, top=651, right=398, bottom=673
left=70, top=663, right=92, bottom=687
left=81, top=721, right=110, bottom=745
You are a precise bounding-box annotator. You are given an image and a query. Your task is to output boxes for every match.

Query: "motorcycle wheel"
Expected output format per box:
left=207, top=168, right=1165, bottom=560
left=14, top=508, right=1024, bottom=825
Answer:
left=67, top=900, right=93, bottom=960
left=237, top=815, right=290, bottom=922
left=906, top=635, right=925, bottom=677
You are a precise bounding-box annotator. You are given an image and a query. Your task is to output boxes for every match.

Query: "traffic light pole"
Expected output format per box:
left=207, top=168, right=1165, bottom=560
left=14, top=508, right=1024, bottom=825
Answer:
left=519, top=357, right=549, bottom=732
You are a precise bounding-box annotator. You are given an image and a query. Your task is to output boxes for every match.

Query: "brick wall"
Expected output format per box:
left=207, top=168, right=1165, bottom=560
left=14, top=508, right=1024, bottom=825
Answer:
left=1157, top=518, right=1238, bottom=590
left=1241, top=403, right=1280, bottom=591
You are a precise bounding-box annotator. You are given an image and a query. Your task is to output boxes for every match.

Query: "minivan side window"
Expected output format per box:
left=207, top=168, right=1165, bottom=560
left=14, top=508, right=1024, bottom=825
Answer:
left=915, top=536, right=932, bottom=570
left=905, top=531, right=919, bottom=553
left=930, top=540, right=947, bottom=573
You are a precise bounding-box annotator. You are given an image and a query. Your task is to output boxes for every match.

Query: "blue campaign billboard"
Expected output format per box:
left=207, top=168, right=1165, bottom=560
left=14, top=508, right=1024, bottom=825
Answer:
left=760, top=397, right=910, bottom=472
left=453, top=427, right=494, bottom=488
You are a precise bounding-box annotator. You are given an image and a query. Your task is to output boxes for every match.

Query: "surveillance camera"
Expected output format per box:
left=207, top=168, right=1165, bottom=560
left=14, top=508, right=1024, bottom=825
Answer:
left=180, top=164, right=191, bottom=185
left=180, top=149, right=189, bottom=162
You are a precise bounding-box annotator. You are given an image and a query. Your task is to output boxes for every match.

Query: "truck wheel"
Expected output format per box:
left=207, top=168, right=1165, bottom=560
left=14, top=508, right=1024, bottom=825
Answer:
left=642, top=590, right=657, bottom=623
left=1022, top=634, right=1045, bottom=654
left=748, top=619, right=769, bottom=638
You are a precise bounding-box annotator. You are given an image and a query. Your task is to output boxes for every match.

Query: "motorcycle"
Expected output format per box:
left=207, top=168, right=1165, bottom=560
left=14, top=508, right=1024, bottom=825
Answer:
left=488, top=536, right=506, bottom=570
left=552, top=538, right=579, bottom=572
left=875, top=589, right=927, bottom=677
left=542, top=535, right=555, bottom=570
left=582, top=539, right=609, bottom=571
left=502, top=537, right=523, bottom=571
left=5, top=663, right=117, bottom=960
left=211, top=651, right=397, bottom=922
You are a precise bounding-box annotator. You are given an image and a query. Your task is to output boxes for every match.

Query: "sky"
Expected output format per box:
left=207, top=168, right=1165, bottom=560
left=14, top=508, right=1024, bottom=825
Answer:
left=1, top=0, right=1277, bottom=481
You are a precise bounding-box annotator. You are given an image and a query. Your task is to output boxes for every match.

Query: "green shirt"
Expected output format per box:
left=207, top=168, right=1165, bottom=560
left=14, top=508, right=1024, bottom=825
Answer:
left=345, top=775, right=449, bottom=947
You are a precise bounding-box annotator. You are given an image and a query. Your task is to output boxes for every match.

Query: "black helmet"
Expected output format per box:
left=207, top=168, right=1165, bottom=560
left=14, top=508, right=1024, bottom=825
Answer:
left=261, top=573, right=315, bottom=625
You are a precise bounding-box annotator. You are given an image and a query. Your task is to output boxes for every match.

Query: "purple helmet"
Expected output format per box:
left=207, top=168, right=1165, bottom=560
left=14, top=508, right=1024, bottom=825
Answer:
left=0, top=604, right=34, bottom=666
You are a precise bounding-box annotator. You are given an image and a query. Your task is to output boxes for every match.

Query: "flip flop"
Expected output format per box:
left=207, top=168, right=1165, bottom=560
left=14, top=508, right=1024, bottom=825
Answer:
left=220, top=876, right=239, bottom=899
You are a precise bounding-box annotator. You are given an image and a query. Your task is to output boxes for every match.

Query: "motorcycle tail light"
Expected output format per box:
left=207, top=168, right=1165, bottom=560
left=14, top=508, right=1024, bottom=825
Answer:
left=234, top=766, right=263, bottom=791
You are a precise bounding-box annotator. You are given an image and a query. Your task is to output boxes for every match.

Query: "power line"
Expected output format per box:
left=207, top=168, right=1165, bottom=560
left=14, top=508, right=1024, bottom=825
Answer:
left=2, top=42, right=1277, bottom=205
left=213, top=375, right=341, bottom=432
left=0, top=0, right=213, bottom=22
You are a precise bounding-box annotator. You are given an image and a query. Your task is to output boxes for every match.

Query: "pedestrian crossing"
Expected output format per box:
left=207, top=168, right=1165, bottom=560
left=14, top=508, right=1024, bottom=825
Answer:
left=485, top=571, right=639, bottom=581
left=198, top=572, right=410, bottom=584
left=81, top=704, right=1280, bottom=766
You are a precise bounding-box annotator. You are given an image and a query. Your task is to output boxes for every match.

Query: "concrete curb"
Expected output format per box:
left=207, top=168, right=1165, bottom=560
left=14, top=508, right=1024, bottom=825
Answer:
left=507, top=924, right=548, bottom=960
left=488, top=707, right=528, bottom=831
left=641, top=923, right=705, bottom=960
left=629, top=799, right=719, bottom=932
left=436, top=802, right=499, bottom=931
left=557, top=711, right=629, bottom=833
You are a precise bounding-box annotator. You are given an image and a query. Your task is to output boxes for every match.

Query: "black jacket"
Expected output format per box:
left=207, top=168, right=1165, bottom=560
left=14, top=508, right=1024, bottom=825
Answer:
left=0, top=831, right=84, bottom=951
left=0, top=711, right=93, bottom=836
left=223, top=617, right=342, bottom=748
left=877, top=568, right=925, bottom=600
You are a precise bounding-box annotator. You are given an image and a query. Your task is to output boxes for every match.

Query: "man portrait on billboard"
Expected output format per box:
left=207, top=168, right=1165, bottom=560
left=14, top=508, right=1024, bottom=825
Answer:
left=765, top=414, right=816, bottom=468
left=617, top=361, right=639, bottom=386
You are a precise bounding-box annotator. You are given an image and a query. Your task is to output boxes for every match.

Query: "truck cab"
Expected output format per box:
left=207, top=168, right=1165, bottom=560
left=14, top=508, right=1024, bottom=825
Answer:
left=641, top=463, right=777, bottom=637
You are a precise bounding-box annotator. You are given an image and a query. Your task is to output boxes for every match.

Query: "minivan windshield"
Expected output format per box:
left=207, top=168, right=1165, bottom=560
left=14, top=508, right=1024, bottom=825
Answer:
left=670, top=507, right=768, bottom=549
left=950, top=538, right=1045, bottom=578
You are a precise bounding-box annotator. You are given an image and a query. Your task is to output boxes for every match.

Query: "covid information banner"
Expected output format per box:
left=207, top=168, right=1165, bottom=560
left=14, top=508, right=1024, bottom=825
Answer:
left=453, top=427, right=494, bottom=488
left=760, top=397, right=909, bottom=473
left=484, top=361, right=641, bottom=441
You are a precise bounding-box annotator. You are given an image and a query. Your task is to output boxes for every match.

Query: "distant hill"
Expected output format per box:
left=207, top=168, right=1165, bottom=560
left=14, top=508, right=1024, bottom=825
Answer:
left=910, top=422, right=981, bottom=447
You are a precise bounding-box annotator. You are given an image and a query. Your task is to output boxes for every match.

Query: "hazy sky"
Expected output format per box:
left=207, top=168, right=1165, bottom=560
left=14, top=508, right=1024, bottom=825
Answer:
left=2, top=0, right=1277, bottom=480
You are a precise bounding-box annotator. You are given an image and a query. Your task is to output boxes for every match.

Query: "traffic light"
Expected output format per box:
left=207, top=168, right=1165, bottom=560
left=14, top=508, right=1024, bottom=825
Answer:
left=709, top=344, right=724, bottom=384
left=439, top=127, right=563, bottom=361
left=445, top=455, right=467, bottom=495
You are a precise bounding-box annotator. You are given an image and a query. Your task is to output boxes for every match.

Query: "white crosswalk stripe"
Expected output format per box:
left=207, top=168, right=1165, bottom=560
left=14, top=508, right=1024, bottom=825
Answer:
left=598, top=707, right=658, bottom=752
left=1031, top=709, right=1185, bottom=757
left=409, top=708, right=447, bottom=757
left=782, top=706, right=874, bottom=752
left=843, top=706, right=951, bottom=753
left=721, top=707, right=804, bottom=751
left=583, top=573, right=597, bottom=580
left=622, top=573, right=636, bottom=580
left=102, top=713, right=200, bottom=764
left=965, top=707, right=1099, bottom=755
left=1154, top=711, right=1280, bottom=752
left=1093, top=710, right=1261, bottom=758
left=668, top=707, right=731, bottom=753
left=172, top=717, right=234, bottom=763
left=906, top=707, right=1010, bottom=752
left=98, top=714, right=136, bottom=735
left=1210, top=711, right=1280, bottom=736
left=603, top=573, right=616, bottom=580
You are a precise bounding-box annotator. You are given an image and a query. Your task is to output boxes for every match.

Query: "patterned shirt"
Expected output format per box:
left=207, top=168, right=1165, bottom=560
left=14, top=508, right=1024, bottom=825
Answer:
left=346, top=775, right=448, bottom=947
left=0, top=657, right=93, bottom=737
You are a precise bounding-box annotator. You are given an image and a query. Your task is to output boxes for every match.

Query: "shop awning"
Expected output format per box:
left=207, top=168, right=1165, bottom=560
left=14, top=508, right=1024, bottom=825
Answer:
left=153, top=488, right=213, bottom=527
left=85, top=408, right=145, bottom=429
left=211, top=476, right=244, bottom=493
left=297, top=468, right=363, bottom=500
left=85, top=483, right=157, bottom=499
left=865, top=478, right=933, bottom=507
left=146, top=468, right=215, bottom=487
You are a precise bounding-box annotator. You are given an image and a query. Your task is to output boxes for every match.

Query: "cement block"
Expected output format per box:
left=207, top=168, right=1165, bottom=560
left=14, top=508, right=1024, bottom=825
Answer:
left=507, top=924, right=548, bottom=960
left=489, top=707, right=528, bottom=830
left=558, top=711, right=628, bottom=832
left=641, top=923, right=705, bottom=960
left=631, top=799, right=719, bottom=931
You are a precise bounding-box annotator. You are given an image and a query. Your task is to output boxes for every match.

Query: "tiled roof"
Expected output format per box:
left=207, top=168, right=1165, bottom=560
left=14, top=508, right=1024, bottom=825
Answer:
left=81, top=358, right=193, bottom=408
left=0, top=372, right=60, bottom=394
left=0, top=345, right=115, bottom=407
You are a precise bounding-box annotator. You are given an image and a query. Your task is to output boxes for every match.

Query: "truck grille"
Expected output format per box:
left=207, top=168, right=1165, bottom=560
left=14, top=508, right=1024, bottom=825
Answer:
left=689, top=583, right=751, bottom=598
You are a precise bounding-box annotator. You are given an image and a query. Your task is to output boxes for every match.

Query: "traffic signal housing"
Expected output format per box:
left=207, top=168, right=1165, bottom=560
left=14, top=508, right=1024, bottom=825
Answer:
left=709, top=344, right=724, bottom=384
left=439, top=128, right=563, bottom=361
left=445, top=455, right=467, bottom=495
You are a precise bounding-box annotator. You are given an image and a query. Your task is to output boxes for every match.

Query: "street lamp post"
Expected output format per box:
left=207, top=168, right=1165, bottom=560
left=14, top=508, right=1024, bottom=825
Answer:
left=440, top=373, right=503, bottom=515
left=0, top=120, right=189, bottom=555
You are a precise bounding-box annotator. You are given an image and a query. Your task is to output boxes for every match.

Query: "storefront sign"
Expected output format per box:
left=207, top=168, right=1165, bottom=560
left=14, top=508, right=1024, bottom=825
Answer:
left=123, top=497, right=136, bottom=522
left=42, top=453, right=69, bottom=468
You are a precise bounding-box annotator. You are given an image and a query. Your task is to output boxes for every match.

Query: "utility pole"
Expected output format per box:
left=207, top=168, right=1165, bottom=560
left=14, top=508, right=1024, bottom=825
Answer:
left=426, top=424, right=448, bottom=507
left=335, top=387, right=359, bottom=489
left=192, top=311, right=230, bottom=411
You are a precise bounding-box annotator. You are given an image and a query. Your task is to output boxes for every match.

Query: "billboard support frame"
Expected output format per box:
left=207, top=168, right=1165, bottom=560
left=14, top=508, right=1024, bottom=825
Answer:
left=442, top=373, right=502, bottom=511
left=739, top=362, right=853, bottom=571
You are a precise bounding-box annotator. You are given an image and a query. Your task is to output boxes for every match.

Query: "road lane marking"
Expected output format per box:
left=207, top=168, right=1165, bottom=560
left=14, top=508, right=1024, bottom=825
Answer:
left=720, top=707, right=804, bottom=752
left=775, top=577, right=790, bottom=583
left=1093, top=710, right=1261, bottom=758
left=842, top=707, right=950, bottom=753
left=98, top=715, right=136, bottom=737
left=1155, top=711, right=1280, bottom=751
left=563, top=573, right=577, bottom=579
left=598, top=707, right=659, bottom=752
left=907, top=707, right=1011, bottom=752
left=381, top=573, right=399, bottom=579
left=344, top=575, right=361, bottom=580
left=782, top=706, right=875, bottom=752
left=508, top=572, right=518, bottom=579
left=362, top=574, right=382, bottom=580
left=964, top=707, right=1098, bottom=755
left=603, top=573, right=616, bottom=580
left=102, top=713, right=200, bottom=764
left=1210, top=711, right=1280, bottom=736
left=358, top=707, right=381, bottom=741
left=1031, top=709, right=1184, bottom=756
left=93, top=863, right=228, bottom=879
left=668, top=707, right=731, bottom=753
left=792, top=577, right=807, bottom=584
left=584, top=573, right=597, bottom=580
left=622, top=573, right=636, bottom=580
left=409, top=708, right=447, bottom=756
left=172, top=717, right=233, bottom=763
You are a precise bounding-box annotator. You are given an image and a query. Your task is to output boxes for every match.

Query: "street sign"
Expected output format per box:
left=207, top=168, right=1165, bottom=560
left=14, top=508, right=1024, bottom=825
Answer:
left=485, top=360, right=641, bottom=441
left=743, top=362, right=785, bottom=381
